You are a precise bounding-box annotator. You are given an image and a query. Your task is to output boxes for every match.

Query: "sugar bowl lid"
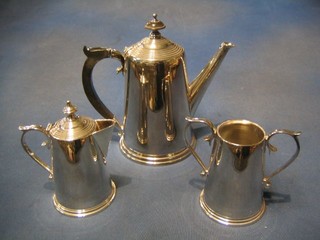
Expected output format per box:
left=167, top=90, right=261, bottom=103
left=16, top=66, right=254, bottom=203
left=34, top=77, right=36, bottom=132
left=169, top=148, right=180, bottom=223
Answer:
left=49, top=101, right=96, bottom=141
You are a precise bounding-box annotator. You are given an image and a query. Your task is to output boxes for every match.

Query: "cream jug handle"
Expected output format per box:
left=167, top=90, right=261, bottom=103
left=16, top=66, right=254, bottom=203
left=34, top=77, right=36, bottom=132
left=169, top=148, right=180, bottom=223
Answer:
left=263, top=129, right=301, bottom=188
left=185, top=117, right=217, bottom=175
left=82, top=46, right=125, bottom=130
left=18, top=125, right=53, bottom=176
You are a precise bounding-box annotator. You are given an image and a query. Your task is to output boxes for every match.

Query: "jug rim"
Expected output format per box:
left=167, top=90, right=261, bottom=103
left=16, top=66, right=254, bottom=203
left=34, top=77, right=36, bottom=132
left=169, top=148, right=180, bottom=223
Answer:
left=93, top=118, right=116, bottom=133
left=216, top=119, right=266, bottom=147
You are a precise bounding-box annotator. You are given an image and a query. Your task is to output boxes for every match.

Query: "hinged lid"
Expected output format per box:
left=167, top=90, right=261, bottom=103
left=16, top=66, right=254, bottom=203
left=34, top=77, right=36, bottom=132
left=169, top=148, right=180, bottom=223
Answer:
left=125, top=13, right=184, bottom=61
left=49, top=101, right=96, bottom=141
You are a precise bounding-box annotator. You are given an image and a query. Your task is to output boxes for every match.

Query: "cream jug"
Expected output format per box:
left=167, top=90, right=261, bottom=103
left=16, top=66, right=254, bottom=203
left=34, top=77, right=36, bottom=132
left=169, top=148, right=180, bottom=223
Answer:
left=19, top=101, right=116, bottom=217
left=82, top=14, right=234, bottom=165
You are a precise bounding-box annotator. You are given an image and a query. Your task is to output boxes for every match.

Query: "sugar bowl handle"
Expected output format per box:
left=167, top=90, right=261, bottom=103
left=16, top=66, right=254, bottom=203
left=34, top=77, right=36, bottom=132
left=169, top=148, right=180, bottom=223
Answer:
left=185, top=117, right=217, bottom=175
left=263, top=129, right=301, bottom=188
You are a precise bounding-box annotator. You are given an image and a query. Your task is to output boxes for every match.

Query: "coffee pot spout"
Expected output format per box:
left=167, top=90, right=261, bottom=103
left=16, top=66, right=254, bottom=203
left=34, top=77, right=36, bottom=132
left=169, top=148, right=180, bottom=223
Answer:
left=188, top=42, right=234, bottom=115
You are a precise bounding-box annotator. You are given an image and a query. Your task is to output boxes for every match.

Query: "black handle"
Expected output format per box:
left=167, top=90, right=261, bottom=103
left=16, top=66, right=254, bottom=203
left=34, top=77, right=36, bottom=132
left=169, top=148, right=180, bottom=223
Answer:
left=82, top=46, right=125, bottom=129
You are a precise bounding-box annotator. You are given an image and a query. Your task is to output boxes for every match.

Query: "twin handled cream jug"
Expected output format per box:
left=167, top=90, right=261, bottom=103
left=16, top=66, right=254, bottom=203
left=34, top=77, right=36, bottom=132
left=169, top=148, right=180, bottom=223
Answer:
left=185, top=117, right=301, bottom=226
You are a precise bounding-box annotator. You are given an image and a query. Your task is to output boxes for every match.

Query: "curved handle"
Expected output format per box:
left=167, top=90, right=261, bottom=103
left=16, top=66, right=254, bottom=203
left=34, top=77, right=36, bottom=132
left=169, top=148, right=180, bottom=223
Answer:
left=185, top=117, right=216, bottom=175
left=263, top=129, right=301, bottom=188
left=82, top=46, right=125, bottom=130
left=18, top=124, right=53, bottom=176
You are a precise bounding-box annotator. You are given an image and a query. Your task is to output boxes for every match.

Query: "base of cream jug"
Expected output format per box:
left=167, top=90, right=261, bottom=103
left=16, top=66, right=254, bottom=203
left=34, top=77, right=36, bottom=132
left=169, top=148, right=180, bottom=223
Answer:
left=52, top=180, right=116, bottom=217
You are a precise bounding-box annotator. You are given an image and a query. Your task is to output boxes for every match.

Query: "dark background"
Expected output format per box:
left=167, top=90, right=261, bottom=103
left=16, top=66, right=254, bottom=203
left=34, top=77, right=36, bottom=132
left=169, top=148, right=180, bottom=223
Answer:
left=1, top=0, right=319, bottom=239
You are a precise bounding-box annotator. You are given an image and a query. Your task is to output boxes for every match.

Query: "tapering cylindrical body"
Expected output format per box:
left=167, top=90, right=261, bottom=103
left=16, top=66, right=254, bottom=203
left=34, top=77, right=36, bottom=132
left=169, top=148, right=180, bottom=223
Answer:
left=51, top=126, right=115, bottom=216
left=186, top=118, right=301, bottom=226
left=200, top=120, right=266, bottom=225
left=19, top=101, right=116, bottom=217
left=201, top=132, right=265, bottom=224
left=82, top=14, right=233, bottom=165
left=119, top=53, right=195, bottom=164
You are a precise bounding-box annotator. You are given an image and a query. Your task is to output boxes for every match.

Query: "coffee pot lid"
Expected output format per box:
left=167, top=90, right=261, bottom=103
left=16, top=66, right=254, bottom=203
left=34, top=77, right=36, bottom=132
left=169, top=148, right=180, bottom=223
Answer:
left=49, top=101, right=96, bottom=141
left=125, top=13, right=184, bottom=61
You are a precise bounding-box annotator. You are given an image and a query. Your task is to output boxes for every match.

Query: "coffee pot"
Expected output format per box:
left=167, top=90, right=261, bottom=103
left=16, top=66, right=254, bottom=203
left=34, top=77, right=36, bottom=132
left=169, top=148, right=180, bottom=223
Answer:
left=82, top=14, right=234, bottom=165
left=19, top=101, right=116, bottom=217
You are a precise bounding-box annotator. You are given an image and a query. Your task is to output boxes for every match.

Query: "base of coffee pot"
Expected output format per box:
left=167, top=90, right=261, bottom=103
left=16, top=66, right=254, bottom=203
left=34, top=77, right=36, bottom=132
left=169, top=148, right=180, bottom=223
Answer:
left=119, top=136, right=196, bottom=166
left=199, top=190, right=266, bottom=226
left=52, top=180, right=116, bottom=217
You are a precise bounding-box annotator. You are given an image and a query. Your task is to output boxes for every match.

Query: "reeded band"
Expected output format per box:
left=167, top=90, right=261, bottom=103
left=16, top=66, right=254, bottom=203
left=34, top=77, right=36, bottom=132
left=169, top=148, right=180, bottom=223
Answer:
left=119, top=135, right=196, bottom=165
left=199, top=190, right=266, bottom=226
left=53, top=180, right=116, bottom=217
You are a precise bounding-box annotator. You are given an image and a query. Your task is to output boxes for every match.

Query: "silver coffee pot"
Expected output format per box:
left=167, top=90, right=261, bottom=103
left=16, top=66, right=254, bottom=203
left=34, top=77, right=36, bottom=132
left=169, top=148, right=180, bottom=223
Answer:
left=82, top=14, right=234, bottom=165
left=19, top=101, right=116, bottom=217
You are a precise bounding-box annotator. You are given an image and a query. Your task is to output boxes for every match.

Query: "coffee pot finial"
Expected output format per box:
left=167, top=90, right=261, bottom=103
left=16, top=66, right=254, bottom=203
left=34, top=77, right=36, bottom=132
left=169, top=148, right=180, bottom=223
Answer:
left=144, top=13, right=166, bottom=32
